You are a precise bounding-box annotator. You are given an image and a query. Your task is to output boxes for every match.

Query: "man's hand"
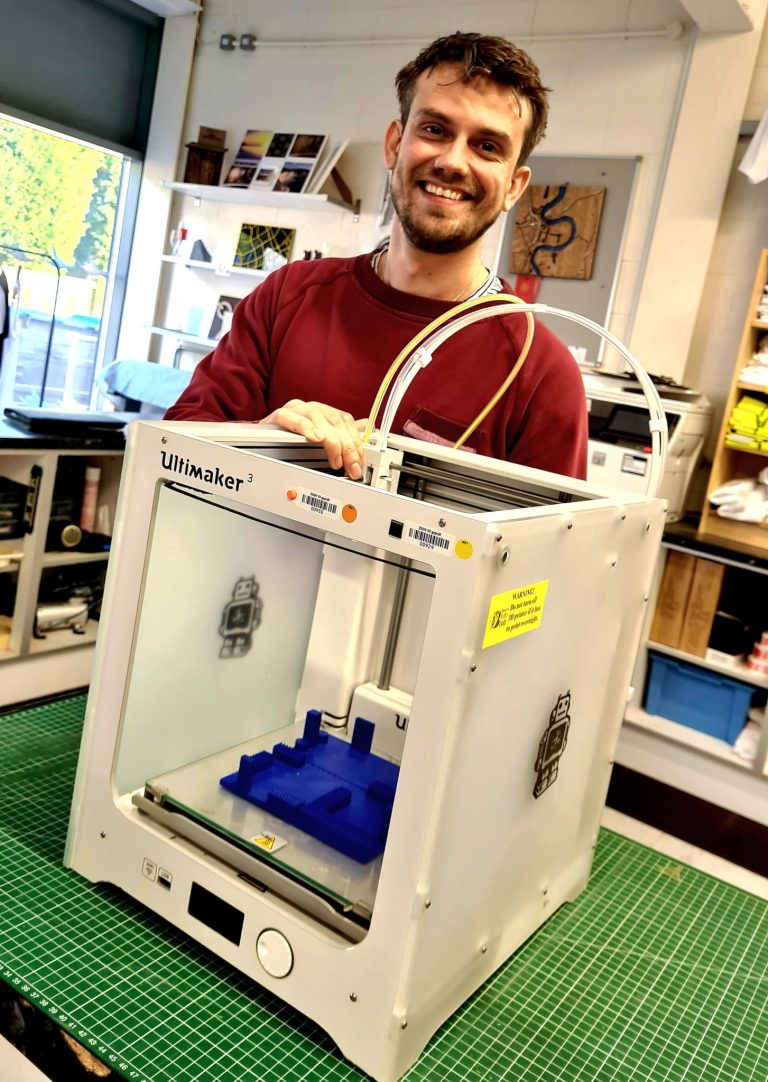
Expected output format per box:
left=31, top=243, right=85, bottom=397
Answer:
left=259, top=400, right=365, bottom=479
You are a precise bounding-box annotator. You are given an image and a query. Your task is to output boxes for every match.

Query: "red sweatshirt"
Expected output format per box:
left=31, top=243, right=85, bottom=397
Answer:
left=165, top=253, right=588, bottom=479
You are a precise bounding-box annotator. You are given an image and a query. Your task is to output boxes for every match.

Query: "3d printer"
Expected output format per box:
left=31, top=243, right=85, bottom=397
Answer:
left=65, top=299, right=667, bottom=1081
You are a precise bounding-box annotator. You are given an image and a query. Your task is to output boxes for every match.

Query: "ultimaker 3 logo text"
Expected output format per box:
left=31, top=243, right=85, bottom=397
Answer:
left=160, top=450, right=246, bottom=492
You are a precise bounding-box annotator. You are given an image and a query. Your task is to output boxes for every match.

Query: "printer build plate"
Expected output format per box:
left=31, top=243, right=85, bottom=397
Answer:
left=143, top=722, right=384, bottom=913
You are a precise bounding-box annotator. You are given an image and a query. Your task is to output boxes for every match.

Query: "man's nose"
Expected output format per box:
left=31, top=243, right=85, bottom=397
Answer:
left=433, top=138, right=470, bottom=176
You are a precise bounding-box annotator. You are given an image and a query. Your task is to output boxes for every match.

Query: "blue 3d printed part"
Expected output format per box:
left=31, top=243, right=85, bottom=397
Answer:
left=220, top=709, right=400, bottom=863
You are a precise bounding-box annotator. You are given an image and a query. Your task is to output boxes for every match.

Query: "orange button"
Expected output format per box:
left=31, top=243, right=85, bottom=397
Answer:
left=287, top=489, right=298, bottom=501
left=342, top=504, right=357, bottom=523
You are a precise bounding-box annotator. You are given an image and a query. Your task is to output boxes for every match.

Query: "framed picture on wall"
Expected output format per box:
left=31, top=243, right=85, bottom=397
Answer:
left=207, top=294, right=242, bottom=340
left=233, top=223, right=296, bottom=270
left=496, top=155, right=640, bottom=367
left=226, top=130, right=328, bottom=194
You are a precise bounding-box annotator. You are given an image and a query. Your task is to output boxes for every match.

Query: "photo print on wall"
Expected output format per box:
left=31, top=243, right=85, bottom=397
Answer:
left=223, top=130, right=328, bottom=194
left=207, top=294, right=242, bottom=341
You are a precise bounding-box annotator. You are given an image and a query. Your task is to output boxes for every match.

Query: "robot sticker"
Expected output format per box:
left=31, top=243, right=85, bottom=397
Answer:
left=219, top=575, right=263, bottom=658
left=533, top=691, right=571, bottom=798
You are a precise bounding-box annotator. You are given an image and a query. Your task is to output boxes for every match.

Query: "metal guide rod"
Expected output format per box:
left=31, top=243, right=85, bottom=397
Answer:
left=377, top=562, right=411, bottom=691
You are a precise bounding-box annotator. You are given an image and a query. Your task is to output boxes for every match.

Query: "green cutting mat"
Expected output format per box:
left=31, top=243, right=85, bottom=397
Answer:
left=1, top=695, right=767, bottom=1082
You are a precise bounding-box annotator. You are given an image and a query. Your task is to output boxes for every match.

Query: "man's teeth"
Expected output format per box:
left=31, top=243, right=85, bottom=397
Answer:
left=424, top=183, right=464, bottom=201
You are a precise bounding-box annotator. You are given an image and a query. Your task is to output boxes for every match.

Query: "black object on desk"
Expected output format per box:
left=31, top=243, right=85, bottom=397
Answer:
left=3, top=408, right=135, bottom=448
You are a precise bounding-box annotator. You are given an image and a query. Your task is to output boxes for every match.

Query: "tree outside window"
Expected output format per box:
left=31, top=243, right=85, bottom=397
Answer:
left=0, top=116, right=123, bottom=409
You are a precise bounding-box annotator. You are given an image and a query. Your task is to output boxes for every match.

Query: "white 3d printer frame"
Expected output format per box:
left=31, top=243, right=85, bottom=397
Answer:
left=65, top=421, right=665, bottom=1081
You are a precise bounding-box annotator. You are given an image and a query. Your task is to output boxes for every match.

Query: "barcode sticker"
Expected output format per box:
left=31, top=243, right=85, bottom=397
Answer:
left=297, top=489, right=339, bottom=518
left=404, top=521, right=454, bottom=554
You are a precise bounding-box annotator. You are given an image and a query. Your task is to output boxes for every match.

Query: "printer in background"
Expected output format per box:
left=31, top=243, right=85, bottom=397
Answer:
left=582, top=370, right=712, bottom=522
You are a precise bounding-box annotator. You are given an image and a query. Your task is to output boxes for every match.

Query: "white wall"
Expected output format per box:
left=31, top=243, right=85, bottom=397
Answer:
left=684, top=17, right=768, bottom=461
left=122, top=0, right=768, bottom=391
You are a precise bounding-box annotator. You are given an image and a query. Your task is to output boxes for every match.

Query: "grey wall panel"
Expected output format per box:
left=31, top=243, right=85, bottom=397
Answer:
left=496, top=156, right=640, bottom=368
left=0, top=0, right=162, bottom=155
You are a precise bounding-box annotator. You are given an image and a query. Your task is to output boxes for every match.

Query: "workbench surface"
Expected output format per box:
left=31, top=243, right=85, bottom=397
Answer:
left=1, top=695, right=767, bottom=1081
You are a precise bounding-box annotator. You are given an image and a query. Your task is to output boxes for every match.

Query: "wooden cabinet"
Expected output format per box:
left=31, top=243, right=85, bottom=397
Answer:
left=0, top=435, right=122, bottom=707
left=699, top=248, right=768, bottom=547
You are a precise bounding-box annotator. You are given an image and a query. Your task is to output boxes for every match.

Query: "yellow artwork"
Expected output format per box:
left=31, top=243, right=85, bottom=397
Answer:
left=509, top=184, right=605, bottom=280
left=233, top=223, right=296, bottom=270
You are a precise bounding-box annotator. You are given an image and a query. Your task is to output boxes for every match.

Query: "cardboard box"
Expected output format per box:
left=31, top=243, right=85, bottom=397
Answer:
left=678, top=558, right=725, bottom=657
left=649, top=551, right=696, bottom=648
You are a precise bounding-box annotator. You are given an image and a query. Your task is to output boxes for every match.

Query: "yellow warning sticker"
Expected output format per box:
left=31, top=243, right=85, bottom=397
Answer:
left=482, top=580, right=549, bottom=649
left=252, top=832, right=287, bottom=854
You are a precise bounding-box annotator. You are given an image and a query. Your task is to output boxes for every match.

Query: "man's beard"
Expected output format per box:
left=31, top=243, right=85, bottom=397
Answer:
left=389, top=165, right=502, bottom=254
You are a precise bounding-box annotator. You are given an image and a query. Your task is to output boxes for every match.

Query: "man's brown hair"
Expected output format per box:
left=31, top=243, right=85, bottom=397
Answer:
left=395, top=32, right=550, bottom=167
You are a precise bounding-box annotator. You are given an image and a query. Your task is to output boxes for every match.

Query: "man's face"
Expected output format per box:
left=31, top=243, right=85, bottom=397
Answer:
left=385, top=63, right=531, bottom=254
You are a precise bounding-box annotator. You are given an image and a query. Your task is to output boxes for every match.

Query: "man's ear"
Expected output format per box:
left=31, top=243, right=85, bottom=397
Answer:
left=384, top=120, right=402, bottom=168
left=504, top=165, right=531, bottom=212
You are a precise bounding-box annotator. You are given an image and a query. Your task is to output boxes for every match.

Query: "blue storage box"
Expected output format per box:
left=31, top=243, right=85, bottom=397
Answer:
left=645, top=652, right=753, bottom=744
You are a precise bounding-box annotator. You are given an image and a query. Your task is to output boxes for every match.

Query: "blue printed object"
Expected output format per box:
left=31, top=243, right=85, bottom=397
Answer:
left=220, top=709, right=400, bottom=863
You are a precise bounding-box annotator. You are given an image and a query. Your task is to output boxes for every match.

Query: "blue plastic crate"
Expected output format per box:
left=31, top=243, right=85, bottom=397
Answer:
left=645, top=652, right=753, bottom=744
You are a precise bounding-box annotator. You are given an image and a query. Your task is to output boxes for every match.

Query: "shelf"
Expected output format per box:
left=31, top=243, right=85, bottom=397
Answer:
left=753, top=320, right=768, bottom=330
left=41, top=550, right=110, bottom=568
left=163, top=181, right=343, bottom=211
left=647, top=640, right=768, bottom=689
left=0, top=549, right=23, bottom=572
left=159, top=255, right=269, bottom=281
left=722, top=439, right=768, bottom=456
left=694, top=513, right=768, bottom=551
left=737, top=381, right=768, bottom=393
left=624, top=704, right=754, bottom=770
left=147, top=325, right=217, bottom=350
left=27, top=620, right=100, bottom=655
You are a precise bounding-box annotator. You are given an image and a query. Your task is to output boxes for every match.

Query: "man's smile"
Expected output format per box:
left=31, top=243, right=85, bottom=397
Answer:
left=419, top=180, right=473, bottom=202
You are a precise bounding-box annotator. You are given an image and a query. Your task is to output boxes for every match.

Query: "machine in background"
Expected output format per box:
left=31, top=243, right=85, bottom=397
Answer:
left=583, top=368, right=711, bottom=520
left=65, top=421, right=664, bottom=1081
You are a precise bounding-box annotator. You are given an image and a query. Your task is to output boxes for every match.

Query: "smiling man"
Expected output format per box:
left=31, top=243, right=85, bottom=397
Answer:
left=166, top=33, right=588, bottom=481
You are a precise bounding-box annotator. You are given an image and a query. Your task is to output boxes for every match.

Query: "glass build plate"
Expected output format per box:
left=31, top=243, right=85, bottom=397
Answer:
left=145, top=723, right=383, bottom=911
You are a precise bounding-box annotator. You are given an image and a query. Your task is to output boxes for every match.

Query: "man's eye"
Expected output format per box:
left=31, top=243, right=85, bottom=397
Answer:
left=478, top=142, right=499, bottom=155
left=422, top=124, right=443, bottom=136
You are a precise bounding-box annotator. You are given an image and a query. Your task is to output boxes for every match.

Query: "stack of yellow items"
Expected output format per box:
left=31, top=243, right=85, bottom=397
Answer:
left=725, top=394, right=768, bottom=450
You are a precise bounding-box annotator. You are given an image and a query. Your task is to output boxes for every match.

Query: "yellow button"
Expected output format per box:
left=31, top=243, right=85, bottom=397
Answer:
left=455, top=539, right=473, bottom=560
left=342, top=504, right=357, bottom=523
left=287, top=489, right=298, bottom=501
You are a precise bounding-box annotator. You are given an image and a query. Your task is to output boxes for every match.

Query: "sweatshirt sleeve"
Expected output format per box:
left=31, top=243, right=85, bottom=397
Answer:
left=164, top=271, right=282, bottom=421
left=505, top=327, right=589, bottom=481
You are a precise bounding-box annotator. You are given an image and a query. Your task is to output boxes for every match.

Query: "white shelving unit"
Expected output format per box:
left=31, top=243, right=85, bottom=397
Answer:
left=148, top=258, right=271, bottom=357
left=162, top=181, right=347, bottom=211
left=147, top=325, right=218, bottom=352
left=158, top=254, right=269, bottom=280
left=617, top=532, right=768, bottom=825
left=0, top=444, right=123, bottom=707
left=151, top=179, right=355, bottom=368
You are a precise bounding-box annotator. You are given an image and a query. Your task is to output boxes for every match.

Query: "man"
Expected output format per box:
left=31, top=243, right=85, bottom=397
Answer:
left=166, top=32, right=588, bottom=481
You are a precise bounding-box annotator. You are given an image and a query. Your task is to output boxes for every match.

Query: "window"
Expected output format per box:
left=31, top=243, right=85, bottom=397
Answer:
left=0, top=114, right=131, bottom=410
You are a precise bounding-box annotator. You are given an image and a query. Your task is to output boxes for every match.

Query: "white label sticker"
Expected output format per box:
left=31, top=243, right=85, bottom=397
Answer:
left=404, top=521, right=454, bottom=554
left=253, top=831, right=288, bottom=854
left=297, top=488, right=339, bottom=518
left=621, top=453, right=648, bottom=476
